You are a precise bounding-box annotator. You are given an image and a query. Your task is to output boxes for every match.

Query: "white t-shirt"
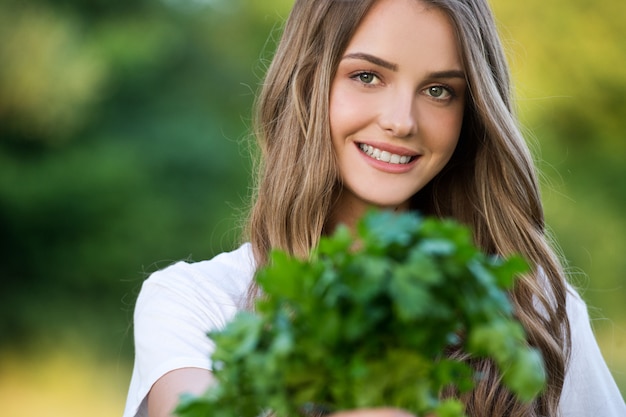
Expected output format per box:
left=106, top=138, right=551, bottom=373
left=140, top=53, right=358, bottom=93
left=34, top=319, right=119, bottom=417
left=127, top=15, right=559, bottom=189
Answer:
left=122, top=243, right=626, bottom=417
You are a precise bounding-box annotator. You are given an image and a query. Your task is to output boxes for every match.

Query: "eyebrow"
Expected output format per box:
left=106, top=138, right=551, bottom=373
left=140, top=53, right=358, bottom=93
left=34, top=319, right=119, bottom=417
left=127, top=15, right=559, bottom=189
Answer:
left=342, top=52, right=466, bottom=80
left=342, top=53, right=398, bottom=71
left=427, top=69, right=466, bottom=80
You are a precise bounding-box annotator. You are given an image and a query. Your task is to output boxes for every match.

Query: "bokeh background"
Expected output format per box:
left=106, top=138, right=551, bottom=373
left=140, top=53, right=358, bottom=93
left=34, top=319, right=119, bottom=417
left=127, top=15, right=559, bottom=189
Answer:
left=0, top=0, right=624, bottom=415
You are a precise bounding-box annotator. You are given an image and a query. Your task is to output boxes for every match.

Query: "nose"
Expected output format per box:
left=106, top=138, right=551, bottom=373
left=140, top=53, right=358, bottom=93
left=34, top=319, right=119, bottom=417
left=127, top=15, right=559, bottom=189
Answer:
left=378, top=89, right=417, bottom=138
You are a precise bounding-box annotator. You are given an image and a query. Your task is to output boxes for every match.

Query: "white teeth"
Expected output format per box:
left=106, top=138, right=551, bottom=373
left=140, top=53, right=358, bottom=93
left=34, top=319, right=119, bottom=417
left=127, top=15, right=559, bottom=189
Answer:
left=359, top=143, right=412, bottom=165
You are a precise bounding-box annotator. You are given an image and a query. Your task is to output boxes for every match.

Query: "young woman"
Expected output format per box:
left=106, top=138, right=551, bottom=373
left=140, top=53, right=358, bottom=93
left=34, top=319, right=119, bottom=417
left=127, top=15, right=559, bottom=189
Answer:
left=122, top=1, right=626, bottom=416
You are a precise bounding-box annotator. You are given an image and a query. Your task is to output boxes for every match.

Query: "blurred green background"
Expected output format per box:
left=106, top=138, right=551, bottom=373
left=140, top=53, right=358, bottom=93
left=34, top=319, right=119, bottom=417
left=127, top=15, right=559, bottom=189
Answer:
left=0, top=0, right=623, bottom=415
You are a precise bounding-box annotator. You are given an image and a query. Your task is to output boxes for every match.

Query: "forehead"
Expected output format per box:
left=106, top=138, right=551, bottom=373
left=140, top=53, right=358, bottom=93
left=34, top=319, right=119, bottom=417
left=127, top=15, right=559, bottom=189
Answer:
left=345, top=0, right=463, bottom=71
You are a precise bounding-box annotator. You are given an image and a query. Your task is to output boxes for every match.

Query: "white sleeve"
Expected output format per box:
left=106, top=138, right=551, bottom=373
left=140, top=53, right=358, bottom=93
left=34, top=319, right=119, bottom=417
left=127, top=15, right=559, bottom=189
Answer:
left=122, top=244, right=254, bottom=417
left=559, top=286, right=626, bottom=416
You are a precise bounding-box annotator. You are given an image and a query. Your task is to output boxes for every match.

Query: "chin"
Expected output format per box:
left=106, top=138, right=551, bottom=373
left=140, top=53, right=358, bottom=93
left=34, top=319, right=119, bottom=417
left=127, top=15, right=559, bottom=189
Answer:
left=364, top=195, right=413, bottom=211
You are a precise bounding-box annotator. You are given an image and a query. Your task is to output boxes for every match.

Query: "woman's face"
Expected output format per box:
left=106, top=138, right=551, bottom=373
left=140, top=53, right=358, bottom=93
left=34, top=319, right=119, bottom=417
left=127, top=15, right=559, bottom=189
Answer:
left=329, top=0, right=466, bottom=227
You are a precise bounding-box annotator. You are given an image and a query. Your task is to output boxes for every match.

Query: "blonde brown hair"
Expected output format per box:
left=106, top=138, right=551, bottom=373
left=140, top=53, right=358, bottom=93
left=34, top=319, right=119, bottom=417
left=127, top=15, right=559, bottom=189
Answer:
left=245, top=0, right=570, bottom=415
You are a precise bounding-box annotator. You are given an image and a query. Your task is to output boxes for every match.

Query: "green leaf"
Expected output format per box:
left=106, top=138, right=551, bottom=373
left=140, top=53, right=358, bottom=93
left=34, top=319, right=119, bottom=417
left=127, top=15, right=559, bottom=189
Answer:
left=256, top=251, right=306, bottom=300
left=503, top=348, right=547, bottom=402
left=389, top=266, right=432, bottom=321
left=360, top=210, right=421, bottom=250
left=177, top=210, right=545, bottom=417
left=434, top=399, right=465, bottom=417
left=492, top=255, right=529, bottom=289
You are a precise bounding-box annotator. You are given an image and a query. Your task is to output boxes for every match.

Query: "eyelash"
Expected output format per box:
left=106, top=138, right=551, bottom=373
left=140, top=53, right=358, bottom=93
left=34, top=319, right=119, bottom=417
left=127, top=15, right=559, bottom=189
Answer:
left=350, top=71, right=382, bottom=87
left=349, top=71, right=456, bottom=102
left=424, top=85, right=456, bottom=102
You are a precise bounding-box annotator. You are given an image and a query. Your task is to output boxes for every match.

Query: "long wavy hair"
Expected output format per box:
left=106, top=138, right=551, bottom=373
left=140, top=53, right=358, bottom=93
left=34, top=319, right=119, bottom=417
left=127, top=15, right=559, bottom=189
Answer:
left=245, top=0, right=571, bottom=416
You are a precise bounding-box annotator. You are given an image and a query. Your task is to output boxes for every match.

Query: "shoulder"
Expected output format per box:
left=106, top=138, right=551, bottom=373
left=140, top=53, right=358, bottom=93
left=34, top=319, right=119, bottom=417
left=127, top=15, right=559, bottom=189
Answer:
left=560, top=284, right=626, bottom=415
left=133, top=243, right=257, bottom=343
left=139, top=243, right=256, bottom=311
left=123, top=244, right=256, bottom=417
left=564, top=283, right=589, bottom=329
left=147, top=242, right=255, bottom=289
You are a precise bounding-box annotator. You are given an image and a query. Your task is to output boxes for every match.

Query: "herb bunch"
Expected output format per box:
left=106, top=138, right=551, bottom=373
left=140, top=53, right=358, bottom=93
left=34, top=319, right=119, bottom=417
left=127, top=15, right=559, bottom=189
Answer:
left=176, top=211, right=546, bottom=417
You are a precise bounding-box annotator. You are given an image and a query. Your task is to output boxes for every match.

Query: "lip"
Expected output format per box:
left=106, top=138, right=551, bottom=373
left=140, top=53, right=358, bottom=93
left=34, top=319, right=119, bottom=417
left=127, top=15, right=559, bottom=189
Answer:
left=360, top=141, right=419, bottom=157
left=355, top=141, right=420, bottom=173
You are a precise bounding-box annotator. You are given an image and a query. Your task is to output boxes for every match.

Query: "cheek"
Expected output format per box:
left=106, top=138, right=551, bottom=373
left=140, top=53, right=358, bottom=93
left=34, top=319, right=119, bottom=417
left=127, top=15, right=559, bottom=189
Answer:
left=329, top=89, right=352, bottom=141
left=443, top=112, right=463, bottom=150
left=420, top=105, right=464, bottom=155
left=329, top=82, right=372, bottom=142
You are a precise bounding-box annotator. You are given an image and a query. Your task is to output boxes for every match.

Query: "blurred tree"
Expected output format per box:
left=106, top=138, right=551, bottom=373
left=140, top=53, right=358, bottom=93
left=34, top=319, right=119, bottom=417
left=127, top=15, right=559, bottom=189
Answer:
left=493, top=0, right=626, bottom=152
left=0, top=4, right=105, bottom=145
left=491, top=0, right=626, bottom=327
left=0, top=0, right=290, bottom=355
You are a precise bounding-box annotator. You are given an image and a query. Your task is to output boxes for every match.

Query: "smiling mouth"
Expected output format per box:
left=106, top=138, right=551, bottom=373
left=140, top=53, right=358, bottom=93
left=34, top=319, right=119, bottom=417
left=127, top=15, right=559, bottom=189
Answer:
left=358, top=143, right=416, bottom=165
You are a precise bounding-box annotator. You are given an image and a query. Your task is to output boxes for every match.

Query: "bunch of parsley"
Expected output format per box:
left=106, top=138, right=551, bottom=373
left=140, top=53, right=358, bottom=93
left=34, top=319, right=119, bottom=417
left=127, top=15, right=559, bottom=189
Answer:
left=176, top=211, right=546, bottom=417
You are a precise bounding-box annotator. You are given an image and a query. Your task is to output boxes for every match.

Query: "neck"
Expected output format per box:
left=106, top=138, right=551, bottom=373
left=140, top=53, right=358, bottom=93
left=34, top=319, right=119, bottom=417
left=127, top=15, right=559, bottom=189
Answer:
left=326, top=191, right=409, bottom=235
